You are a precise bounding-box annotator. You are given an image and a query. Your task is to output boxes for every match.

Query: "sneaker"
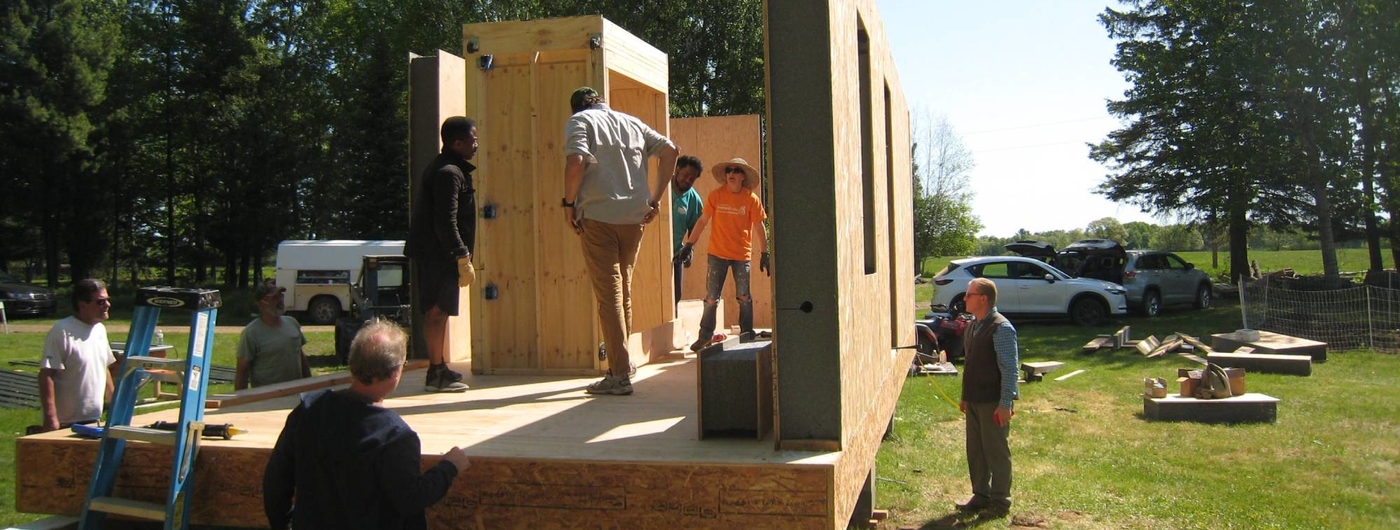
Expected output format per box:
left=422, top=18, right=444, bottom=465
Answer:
left=690, top=336, right=714, bottom=352
left=585, top=373, right=633, bottom=395
left=439, top=364, right=464, bottom=383
left=425, top=368, right=469, bottom=393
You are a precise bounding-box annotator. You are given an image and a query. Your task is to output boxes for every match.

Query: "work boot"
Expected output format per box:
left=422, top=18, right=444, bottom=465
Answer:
left=979, top=502, right=1011, bottom=519
left=585, top=372, right=633, bottom=396
left=955, top=496, right=991, bottom=512
left=425, top=365, right=468, bottom=393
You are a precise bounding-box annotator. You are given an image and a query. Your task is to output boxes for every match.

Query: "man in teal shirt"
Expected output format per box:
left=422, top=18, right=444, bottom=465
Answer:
left=671, top=155, right=704, bottom=308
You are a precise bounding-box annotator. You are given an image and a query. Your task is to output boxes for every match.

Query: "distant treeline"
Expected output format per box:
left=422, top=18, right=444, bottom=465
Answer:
left=974, top=218, right=1384, bottom=256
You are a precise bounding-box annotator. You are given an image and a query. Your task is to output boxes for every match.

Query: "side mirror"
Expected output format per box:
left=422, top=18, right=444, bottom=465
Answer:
left=1185, top=263, right=1195, bottom=270
left=1043, top=274, right=1056, bottom=283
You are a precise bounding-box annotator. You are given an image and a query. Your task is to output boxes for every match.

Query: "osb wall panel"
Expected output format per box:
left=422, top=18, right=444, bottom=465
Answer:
left=767, top=0, right=912, bottom=525
left=16, top=437, right=835, bottom=529
left=669, top=115, right=772, bottom=330
left=829, top=0, right=912, bottom=456
left=463, top=17, right=671, bottom=373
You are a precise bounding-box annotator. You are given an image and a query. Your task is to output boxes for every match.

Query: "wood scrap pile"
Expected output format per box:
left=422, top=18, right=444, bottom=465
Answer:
left=1081, top=327, right=1211, bottom=364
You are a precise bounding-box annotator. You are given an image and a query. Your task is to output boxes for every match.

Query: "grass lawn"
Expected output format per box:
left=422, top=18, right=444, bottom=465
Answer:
left=878, top=304, right=1400, bottom=529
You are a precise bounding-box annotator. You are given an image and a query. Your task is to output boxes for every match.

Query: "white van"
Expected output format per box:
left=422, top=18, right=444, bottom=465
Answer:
left=274, top=240, right=405, bottom=324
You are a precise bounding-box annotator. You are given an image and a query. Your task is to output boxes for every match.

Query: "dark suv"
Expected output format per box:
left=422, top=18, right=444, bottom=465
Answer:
left=0, top=271, right=57, bottom=317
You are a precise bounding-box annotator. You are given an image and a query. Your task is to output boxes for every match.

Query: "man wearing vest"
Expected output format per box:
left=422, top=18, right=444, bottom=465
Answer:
left=957, top=277, right=1019, bottom=518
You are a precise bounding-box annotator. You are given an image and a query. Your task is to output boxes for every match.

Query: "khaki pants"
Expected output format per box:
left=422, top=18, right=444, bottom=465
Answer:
left=580, top=219, right=645, bottom=377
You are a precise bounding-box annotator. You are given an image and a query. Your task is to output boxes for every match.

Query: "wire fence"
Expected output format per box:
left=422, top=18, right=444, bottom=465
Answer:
left=1240, top=274, right=1400, bottom=353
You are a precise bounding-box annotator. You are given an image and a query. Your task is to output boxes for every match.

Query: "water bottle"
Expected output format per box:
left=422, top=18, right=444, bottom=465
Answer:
left=155, top=330, right=164, bottom=346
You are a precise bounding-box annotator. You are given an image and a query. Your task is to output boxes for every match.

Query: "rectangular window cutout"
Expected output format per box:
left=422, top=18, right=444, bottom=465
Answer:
left=886, top=81, right=899, bottom=346
left=859, top=19, right=876, bottom=275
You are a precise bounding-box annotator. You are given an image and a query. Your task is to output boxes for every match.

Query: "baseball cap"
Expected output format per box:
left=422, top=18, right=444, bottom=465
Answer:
left=254, top=280, right=286, bottom=300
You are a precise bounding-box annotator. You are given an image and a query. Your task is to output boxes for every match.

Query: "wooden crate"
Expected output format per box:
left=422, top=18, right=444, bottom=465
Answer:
left=461, top=16, right=676, bottom=374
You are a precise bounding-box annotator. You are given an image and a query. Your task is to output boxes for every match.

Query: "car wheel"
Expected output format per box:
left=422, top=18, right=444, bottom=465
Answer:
left=1194, top=284, right=1212, bottom=309
left=1141, top=290, right=1161, bottom=317
left=1071, top=298, right=1107, bottom=326
left=307, top=296, right=341, bottom=325
left=949, top=294, right=967, bottom=315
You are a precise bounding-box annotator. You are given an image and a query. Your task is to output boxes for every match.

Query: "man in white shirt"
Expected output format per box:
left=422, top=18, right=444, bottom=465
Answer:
left=38, top=278, right=119, bottom=432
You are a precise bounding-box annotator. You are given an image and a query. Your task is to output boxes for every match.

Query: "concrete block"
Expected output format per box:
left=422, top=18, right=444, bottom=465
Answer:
left=1143, top=393, right=1279, bottom=423
left=1211, top=330, right=1327, bottom=362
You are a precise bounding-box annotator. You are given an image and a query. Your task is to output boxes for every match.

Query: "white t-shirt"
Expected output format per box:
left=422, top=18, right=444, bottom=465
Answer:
left=40, top=316, right=116, bottom=425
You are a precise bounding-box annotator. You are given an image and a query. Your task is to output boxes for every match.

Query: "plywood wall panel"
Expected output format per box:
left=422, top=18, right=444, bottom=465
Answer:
left=464, top=16, right=670, bottom=374
left=669, top=115, right=771, bottom=331
left=536, top=52, right=601, bottom=370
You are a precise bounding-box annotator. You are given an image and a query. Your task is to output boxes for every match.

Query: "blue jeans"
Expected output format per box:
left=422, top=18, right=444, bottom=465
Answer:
left=699, top=254, right=753, bottom=336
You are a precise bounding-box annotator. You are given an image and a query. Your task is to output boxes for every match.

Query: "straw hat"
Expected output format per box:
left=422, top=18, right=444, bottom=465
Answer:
left=710, top=158, right=760, bottom=190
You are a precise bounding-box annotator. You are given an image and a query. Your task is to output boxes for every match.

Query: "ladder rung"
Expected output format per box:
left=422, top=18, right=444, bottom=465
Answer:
left=106, top=426, right=179, bottom=445
left=143, top=369, right=184, bottom=384
left=132, top=358, right=186, bottom=372
left=87, top=496, right=166, bottom=520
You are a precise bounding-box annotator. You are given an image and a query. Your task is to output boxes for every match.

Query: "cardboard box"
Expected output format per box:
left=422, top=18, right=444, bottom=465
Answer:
left=1178, top=376, right=1199, bottom=397
left=1225, top=367, right=1246, bottom=395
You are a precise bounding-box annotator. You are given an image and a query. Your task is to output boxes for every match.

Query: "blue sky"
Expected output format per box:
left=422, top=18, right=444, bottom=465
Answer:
left=877, top=0, right=1165, bottom=237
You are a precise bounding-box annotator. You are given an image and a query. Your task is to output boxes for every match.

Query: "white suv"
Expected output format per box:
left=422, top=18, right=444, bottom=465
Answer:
left=930, top=256, right=1129, bottom=326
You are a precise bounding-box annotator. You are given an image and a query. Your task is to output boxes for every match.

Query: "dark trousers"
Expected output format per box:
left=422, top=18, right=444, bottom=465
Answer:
left=965, top=401, right=1012, bottom=507
left=698, top=254, right=753, bottom=336
left=672, top=258, right=684, bottom=310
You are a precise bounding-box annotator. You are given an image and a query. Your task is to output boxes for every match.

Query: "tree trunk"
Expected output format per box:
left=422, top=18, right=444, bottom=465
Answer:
left=1229, top=192, right=1250, bottom=285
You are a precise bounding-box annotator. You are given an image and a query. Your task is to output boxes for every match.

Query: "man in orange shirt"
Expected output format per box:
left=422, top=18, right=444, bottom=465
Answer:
left=674, top=158, right=768, bottom=351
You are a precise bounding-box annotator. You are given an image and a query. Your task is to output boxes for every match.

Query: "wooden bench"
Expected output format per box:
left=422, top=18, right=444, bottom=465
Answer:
left=1206, top=351, right=1312, bottom=376
left=1021, top=361, right=1065, bottom=382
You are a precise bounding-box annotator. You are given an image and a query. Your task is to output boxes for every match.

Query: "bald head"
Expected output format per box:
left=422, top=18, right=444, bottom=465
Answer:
left=348, top=320, right=408, bottom=385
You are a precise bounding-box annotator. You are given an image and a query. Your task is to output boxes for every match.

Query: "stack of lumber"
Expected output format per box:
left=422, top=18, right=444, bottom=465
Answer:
left=1080, top=327, right=1211, bottom=364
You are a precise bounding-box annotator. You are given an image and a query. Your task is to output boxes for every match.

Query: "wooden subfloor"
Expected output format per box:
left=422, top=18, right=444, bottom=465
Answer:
left=17, top=354, right=847, bottom=529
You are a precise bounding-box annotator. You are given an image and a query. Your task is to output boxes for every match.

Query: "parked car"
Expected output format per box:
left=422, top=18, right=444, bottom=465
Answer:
left=1006, top=240, right=1212, bottom=317
left=929, top=256, right=1128, bottom=326
left=1121, top=250, right=1213, bottom=316
left=0, top=271, right=58, bottom=317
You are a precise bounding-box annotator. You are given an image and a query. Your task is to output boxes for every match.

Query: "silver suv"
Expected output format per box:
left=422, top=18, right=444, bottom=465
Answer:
left=1122, top=250, right=1213, bottom=316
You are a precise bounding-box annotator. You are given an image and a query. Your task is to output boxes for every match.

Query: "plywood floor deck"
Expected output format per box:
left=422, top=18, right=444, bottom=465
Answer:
left=17, top=354, right=847, bottom=529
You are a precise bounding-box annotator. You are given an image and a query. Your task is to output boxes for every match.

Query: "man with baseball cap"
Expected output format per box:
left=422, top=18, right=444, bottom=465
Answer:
left=563, top=86, right=680, bottom=396
left=235, top=280, right=311, bottom=390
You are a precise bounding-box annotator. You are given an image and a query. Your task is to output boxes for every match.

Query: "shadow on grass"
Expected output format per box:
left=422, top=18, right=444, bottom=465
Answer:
left=909, top=510, right=1004, bottom=529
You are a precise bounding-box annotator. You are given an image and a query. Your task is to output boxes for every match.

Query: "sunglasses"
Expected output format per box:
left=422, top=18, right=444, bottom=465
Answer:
left=86, top=298, right=112, bottom=306
left=724, top=167, right=745, bottom=174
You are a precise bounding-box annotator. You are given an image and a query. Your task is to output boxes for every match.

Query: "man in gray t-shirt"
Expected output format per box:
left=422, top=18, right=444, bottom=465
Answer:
left=235, top=281, right=310, bottom=389
left=562, top=86, right=679, bottom=396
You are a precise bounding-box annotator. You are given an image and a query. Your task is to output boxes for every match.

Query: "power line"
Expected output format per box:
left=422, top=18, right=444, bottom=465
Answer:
left=974, top=140, right=1092, bottom=154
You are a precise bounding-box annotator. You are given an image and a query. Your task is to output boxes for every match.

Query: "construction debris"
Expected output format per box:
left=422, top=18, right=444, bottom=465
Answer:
left=1054, top=369, right=1087, bottom=381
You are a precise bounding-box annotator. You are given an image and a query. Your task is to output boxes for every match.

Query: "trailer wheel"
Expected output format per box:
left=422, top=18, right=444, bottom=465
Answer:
left=307, top=296, right=342, bottom=325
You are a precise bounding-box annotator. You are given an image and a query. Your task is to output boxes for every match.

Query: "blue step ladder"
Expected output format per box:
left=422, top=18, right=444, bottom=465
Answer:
left=80, top=287, right=221, bottom=530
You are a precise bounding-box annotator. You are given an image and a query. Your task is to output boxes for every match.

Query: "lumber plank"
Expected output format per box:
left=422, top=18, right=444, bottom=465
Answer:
left=1146, top=334, right=1182, bottom=358
left=1135, top=335, right=1160, bottom=356
left=1206, top=352, right=1312, bottom=376
left=1176, top=332, right=1214, bottom=354
left=1082, top=336, right=1113, bottom=353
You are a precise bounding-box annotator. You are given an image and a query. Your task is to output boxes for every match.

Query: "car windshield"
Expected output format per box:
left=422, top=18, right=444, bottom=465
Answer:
left=935, top=263, right=961, bottom=276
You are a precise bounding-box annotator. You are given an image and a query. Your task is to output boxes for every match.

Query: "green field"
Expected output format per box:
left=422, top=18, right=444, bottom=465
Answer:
left=921, top=248, right=1383, bottom=280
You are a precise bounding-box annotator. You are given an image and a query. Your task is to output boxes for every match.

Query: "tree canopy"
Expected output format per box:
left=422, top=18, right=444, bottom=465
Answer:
left=0, top=0, right=765, bottom=287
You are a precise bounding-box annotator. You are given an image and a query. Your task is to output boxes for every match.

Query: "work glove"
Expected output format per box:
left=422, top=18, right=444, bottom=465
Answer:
left=674, top=243, right=694, bottom=268
left=759, top=251, right=771, bottom=276
left=457, top=256, right=475, bottom=287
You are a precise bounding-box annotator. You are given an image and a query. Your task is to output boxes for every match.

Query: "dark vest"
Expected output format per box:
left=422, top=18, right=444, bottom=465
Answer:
left=962, top=311, right=1008, bottom=404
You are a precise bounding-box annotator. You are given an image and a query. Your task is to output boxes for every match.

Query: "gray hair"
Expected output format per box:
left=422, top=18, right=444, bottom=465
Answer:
left=348, top=319, right=408, bottom=385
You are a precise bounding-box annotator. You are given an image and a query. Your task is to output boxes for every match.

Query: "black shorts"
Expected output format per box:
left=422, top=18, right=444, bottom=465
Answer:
left=415, top=258, right=460, bottom=316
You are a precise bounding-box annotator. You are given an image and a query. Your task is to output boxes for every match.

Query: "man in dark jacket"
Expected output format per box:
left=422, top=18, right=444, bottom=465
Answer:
left=957, top=277, right=1019, bottom=519
left=264, top=319, right=471, bottom=530
left=404, top=116, right=477, bottom=392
